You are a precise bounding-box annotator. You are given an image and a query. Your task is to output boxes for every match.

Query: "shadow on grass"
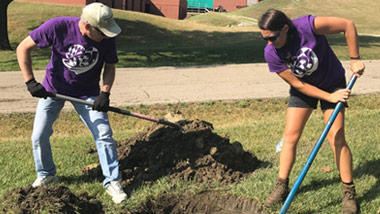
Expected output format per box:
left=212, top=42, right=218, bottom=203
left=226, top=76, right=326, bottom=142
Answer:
left=283, top=157, right=380, bottom=213
left=115, top=18, right=266, bottom=67
left=2, top=18, right=267, bottom=71
left=354, top=159, right=380, bottom=204
left=295, top=158, right=380, bottom=200
left=3, top=18, right=380, bottom=71
left=59, top=174, right=102, bottom=186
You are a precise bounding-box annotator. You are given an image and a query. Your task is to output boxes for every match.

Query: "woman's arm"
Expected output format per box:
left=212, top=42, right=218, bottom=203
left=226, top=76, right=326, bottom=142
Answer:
left=277, top=69, right=350, bottom=103
left=313, top=16, right=365, bottom=77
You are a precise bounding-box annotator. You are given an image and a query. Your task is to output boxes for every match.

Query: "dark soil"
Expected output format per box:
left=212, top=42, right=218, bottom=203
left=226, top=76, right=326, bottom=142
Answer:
left=0, top=185, right=103, bottom=214
left=114, top=119, right=260, bottom=187
left=132, top=191, right=270, bottom=214
left=84, top=120, right=261, bottom=187
left=0, top=120, right=265, bottom=214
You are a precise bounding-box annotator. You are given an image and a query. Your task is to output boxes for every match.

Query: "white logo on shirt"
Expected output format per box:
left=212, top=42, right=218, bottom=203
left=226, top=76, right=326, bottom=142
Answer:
left=62, top=44, right=99, bottom=75
left=289, top=47, right=319, bottom=78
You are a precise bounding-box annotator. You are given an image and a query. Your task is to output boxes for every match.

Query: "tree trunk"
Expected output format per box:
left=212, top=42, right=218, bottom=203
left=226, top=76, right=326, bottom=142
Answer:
left=0, top=0, right=14, bottom=50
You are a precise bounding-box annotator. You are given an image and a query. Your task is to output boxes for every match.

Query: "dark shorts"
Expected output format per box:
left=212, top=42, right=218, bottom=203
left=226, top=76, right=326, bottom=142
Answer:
left=288, top=79, right=348, bottom=110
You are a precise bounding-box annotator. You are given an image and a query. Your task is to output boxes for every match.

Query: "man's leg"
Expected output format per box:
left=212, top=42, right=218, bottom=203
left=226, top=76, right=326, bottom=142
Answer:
left=32, top=97, right=64, bottom=178
left=72, top=98, right=120, bottom=187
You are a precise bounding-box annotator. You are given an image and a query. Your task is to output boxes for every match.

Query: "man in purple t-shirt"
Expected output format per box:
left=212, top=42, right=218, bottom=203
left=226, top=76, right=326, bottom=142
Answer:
left=17, top=3, right=127, bottom=204
left=259, top=9, right=365, bottom=213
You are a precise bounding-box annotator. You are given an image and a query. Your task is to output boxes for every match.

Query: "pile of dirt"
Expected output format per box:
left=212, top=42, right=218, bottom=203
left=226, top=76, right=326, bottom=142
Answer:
left=132, top=191, right=269, bottom=214
left=0, top=120, right=265, bottom=213
left=113, top=119, right=261, bottom=187
left=0, top=185, right=103, bottom=214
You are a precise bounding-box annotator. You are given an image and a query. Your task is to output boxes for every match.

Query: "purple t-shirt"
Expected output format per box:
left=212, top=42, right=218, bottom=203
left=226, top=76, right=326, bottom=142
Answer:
left=264, top=15, right=345, bottom=90
left=30, top=17, right=118, bottom=98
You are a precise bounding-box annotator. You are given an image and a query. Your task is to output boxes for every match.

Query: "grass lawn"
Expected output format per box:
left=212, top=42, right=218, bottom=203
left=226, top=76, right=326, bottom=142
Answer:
left=1, top=94, right=380, bottom=213
left=1, top=0, right=380, bottom=213
left=2, top=0, right=380, bottom=71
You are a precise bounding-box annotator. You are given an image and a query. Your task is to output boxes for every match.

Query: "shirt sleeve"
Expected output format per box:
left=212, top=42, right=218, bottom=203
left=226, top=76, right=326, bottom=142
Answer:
left=104, top=37, right=119, bottom=64
left=29, top=18, right=57, bottom=48
left=264, top=45, right=288, bottom=73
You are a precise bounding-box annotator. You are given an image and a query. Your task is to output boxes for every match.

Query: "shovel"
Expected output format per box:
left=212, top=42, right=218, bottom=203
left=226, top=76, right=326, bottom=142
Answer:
left=47, top=93, right=183, bottom=131
left=279, top=74, right=358, bottom=213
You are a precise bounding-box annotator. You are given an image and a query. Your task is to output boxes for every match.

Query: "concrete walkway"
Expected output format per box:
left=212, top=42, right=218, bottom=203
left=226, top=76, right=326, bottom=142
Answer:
left=0, top=60, right=379, bottom=113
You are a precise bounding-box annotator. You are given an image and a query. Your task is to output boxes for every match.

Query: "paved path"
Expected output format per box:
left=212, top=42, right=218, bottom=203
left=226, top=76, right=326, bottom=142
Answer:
left=0, top=60, right=379, bottom=113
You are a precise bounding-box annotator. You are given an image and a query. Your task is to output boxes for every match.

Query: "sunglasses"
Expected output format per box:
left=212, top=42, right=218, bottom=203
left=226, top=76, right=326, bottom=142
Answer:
left=93, top=26, right=106, bottom=37
left=262, top=30, right=281, bottom=42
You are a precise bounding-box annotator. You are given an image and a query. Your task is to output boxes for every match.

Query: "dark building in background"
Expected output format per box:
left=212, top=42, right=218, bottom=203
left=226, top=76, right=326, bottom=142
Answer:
left=148, top=0, right=187, bottom=20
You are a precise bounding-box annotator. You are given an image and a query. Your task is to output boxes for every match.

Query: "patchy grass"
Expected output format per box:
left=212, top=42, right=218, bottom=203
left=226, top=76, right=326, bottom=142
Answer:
left=1, top=93, right=380, bottom=213
left=2, top=0, right=380, bottom=71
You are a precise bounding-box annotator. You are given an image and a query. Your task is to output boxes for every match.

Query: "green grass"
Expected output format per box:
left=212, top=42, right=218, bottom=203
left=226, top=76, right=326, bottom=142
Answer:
left=1, top=94, right=380, bottom=213
left=232, top=0, right=380, bottom=35
left=2, top=0, right=380, bottom=71
left=1, top=0, right=380, bottom=213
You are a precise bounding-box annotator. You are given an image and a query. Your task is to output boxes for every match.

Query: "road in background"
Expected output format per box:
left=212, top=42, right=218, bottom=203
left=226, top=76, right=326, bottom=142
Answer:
left=0, top=60, right=378, bottom=113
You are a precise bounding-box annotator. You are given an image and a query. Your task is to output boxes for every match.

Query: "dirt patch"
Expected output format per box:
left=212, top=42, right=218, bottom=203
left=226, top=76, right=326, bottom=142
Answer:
left=84, top=119, right=261, bottom=187
left=0, top=185, right=103, bottom=214
left=0, top=120, right=264, bottom=213
left=132, top=191, right=269, bottom=214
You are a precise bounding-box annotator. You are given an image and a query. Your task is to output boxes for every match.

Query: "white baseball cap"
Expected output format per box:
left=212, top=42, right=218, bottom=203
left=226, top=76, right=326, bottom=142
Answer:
left=81, top=2, right=121, bottom=37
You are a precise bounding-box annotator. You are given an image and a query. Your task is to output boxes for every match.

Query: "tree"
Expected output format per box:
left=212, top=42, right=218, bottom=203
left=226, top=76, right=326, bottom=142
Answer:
left=0, top=0, right=13, bottom=50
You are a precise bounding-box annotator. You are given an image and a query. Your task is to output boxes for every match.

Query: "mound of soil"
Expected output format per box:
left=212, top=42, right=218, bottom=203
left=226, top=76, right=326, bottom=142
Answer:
left=0, top=185, right=103, bottom=214
left=0, top=120, right=264, bottom=214
left=112, top=119, right=261, bottom=187
left=132, top=191, right=269, bottom=214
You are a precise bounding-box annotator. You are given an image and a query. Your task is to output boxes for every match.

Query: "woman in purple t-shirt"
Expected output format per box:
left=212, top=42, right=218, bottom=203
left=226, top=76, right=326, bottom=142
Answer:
left=259, top=9, right=364, bottom=213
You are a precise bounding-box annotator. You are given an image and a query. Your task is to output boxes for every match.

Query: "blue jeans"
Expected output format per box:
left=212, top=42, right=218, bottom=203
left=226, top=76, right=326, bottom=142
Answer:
left=32, top=97, right=120, bottom=187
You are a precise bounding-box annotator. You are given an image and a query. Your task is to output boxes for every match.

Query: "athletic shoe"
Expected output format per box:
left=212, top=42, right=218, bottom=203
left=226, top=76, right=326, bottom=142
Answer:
left=32, top=175, right=59, bottom=188
left=105, top=180, right=128, bottom=204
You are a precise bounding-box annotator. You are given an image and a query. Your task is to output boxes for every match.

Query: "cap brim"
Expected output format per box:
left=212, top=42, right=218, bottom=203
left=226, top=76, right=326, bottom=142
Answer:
left=99, top=20, right=121, bottom=38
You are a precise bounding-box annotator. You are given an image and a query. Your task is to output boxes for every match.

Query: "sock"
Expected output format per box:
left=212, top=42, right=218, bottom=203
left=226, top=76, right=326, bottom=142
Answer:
left=342, top=181, right=354, bottom=186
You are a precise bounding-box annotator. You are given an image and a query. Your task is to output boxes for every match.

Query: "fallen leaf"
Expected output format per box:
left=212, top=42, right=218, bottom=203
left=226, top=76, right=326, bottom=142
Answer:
left=321, top=166, right=332, bottom=172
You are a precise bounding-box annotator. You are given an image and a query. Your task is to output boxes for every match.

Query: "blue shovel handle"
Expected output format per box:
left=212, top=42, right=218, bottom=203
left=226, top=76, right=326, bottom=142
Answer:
left=279, top=74, right=357, bottom=214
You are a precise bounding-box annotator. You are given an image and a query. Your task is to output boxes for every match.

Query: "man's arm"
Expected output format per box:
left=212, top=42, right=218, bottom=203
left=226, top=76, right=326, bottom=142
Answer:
left=16, top=36, right=39, bottom=82
left=17, top=36, right=49, bottom=99
left=101, top=63, right=116, bottom=93
left=92, top=63, right=116, bottom=112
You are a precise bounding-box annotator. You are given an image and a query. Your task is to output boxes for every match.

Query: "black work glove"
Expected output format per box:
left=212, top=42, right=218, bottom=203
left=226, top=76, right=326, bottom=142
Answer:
left=93, top=91, right=110, bottom=112
left=25, top=78, right=49, bottom=99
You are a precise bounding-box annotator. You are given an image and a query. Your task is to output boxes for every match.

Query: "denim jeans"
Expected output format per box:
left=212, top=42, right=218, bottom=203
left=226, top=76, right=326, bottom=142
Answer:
left=32, top=97, right=120, bottom=187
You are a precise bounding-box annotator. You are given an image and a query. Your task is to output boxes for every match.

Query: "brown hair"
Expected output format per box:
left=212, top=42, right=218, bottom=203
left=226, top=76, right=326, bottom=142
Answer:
left=258, top=9, right=294, bottom=31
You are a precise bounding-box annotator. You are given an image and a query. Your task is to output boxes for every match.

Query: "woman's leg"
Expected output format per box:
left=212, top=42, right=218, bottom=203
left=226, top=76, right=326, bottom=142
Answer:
left=323, top=108, right=353, bottom=183
left=265, top=107, right=312, bottom=207
left=278, top=107, right=313, bottom=179
left=323, top=108, right=357, bottom=213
